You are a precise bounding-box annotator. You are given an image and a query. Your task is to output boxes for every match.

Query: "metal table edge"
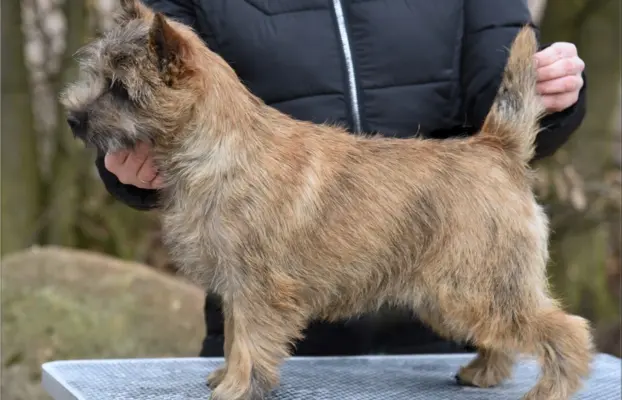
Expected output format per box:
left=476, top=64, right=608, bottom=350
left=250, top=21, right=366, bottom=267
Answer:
left=40, top=352, right=622, bottom=369
left=40, top=353, right=621, bottom=400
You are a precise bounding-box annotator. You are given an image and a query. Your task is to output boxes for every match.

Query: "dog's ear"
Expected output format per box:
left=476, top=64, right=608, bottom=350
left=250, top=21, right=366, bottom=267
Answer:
left=116, top=0, right=152, bottom=24
left=148, top=13, right=191, bottom=84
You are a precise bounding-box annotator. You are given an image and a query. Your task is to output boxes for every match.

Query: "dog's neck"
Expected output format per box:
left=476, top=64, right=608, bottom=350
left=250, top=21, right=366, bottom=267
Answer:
left=151, top=70, right=293, bottom=201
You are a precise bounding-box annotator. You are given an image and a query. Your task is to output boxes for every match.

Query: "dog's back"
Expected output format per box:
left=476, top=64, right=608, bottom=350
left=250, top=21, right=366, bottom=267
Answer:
left=275, top=26, right=547, bottom=308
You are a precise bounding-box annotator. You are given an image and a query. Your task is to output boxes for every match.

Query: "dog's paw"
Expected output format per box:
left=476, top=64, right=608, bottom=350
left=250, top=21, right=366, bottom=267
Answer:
left=206, top=366, right=227, bottom=390
left=208, top=373, right=270, bottom=400
left=455, top=363, right=511, bottom=388
left=455, top=351, right=514, bottom=389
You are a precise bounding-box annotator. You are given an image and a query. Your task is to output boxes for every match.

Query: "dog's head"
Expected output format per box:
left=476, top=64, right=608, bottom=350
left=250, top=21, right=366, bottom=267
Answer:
left=60, top=0, right=227, bottom=152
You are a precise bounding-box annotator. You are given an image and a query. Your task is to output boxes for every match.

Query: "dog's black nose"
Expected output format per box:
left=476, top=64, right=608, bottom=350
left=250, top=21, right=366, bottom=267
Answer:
left=67, top=111, right=88, bottom=133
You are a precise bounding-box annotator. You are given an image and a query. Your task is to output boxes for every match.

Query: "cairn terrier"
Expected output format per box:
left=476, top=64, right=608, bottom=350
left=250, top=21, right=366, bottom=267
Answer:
left=61, top=1, right=594, bottom=399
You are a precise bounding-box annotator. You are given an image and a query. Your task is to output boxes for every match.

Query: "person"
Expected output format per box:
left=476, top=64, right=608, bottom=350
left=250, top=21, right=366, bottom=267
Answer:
left=96, top=0, right=587, bottom=358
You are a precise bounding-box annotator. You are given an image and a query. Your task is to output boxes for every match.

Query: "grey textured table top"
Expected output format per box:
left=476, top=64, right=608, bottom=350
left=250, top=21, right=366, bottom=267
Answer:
left=42, top=354, right=621, bottom=400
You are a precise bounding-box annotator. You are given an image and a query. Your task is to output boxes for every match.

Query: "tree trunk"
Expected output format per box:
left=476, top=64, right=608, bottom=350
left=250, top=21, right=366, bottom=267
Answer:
left=1, top=1, right=42, bottom=255
left=43, top=0, right=91, bottom=246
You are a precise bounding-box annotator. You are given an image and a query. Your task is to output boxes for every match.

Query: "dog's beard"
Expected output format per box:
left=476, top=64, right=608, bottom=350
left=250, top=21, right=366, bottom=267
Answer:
left=78, top=129, right=139, bottom=154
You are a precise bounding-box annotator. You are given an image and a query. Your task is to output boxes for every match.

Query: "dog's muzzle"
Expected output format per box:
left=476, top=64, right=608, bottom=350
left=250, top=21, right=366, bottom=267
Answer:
left=67, top=111, right=88, bottom=139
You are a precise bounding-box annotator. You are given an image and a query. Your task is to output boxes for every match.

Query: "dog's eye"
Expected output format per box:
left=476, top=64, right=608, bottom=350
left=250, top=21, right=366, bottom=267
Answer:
left=107, top=78, right=130, bottom=100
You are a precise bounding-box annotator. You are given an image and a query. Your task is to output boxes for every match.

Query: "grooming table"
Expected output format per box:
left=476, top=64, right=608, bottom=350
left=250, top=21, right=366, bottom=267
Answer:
left=42, top=354, right=621, bottom=399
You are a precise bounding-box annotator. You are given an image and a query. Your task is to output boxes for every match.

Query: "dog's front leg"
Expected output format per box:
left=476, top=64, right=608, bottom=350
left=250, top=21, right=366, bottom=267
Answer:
left=209, top=295, right=307, bottom=400
left=207, top=304, right=234, bottom=389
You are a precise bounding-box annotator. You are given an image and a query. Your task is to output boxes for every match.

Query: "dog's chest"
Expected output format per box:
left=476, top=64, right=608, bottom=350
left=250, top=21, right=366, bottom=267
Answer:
left=159, top=196, right=230, bottom=289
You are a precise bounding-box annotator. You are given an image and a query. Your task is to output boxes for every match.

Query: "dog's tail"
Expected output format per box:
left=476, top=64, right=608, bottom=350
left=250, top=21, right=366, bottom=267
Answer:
left=478, top=26, right=545, bottom=164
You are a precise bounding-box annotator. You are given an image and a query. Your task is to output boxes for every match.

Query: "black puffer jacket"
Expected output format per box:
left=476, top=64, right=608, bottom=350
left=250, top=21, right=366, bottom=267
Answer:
left=96, top=0, right=587, bottom=356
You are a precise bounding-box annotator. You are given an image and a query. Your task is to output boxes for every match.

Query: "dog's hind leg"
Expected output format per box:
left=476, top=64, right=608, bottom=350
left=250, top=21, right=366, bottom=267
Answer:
left=414, top=303, right=516, bottom=388
left=519, top=307, right=594, bottom=400
left=448, top=301, right=593, bottom=400
left=455, top=348, right=516, bottom=388
left=412, top=261, right=594, bottom=400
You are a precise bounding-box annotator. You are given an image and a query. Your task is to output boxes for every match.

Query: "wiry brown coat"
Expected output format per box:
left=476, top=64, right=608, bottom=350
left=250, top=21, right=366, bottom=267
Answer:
left=61, top=2, right=594, bottom=399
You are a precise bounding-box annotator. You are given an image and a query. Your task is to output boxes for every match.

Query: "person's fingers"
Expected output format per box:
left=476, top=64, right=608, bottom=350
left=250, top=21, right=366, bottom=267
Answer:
left=116, top=150, right=148, bottom=185
left=541, top=91, right=579, bottom=113
left=134, top=171, right=163, bottom=190
left=533, top=42, right=577, bottom=68
left=103, top=150, right=129, bottom=174
left=151, top=175, right=165, bottom=189
left=137, top=157, right=158, bottom=184
left=102, top=142, right=161, bottom=189
left=536, top=57, right=584, bottom=82
left=536, top=75, right=583, bottom=95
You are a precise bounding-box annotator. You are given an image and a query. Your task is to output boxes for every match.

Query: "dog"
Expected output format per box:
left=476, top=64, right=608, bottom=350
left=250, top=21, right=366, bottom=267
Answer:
left=61, top=1, right=594, bottom=399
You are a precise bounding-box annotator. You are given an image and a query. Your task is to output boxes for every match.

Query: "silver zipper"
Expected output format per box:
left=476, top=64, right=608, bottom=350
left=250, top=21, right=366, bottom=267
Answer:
left=332, top=0, right=362, bottom=133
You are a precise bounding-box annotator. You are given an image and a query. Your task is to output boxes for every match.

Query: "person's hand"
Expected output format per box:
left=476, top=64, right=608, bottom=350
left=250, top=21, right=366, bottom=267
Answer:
left=104, top=141, right=164, bottom=189
left=534, top=42, right=585, bottom=114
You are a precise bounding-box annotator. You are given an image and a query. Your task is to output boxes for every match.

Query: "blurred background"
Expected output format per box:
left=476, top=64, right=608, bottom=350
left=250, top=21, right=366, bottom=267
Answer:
left=1, top=0, right=620, bottom=399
